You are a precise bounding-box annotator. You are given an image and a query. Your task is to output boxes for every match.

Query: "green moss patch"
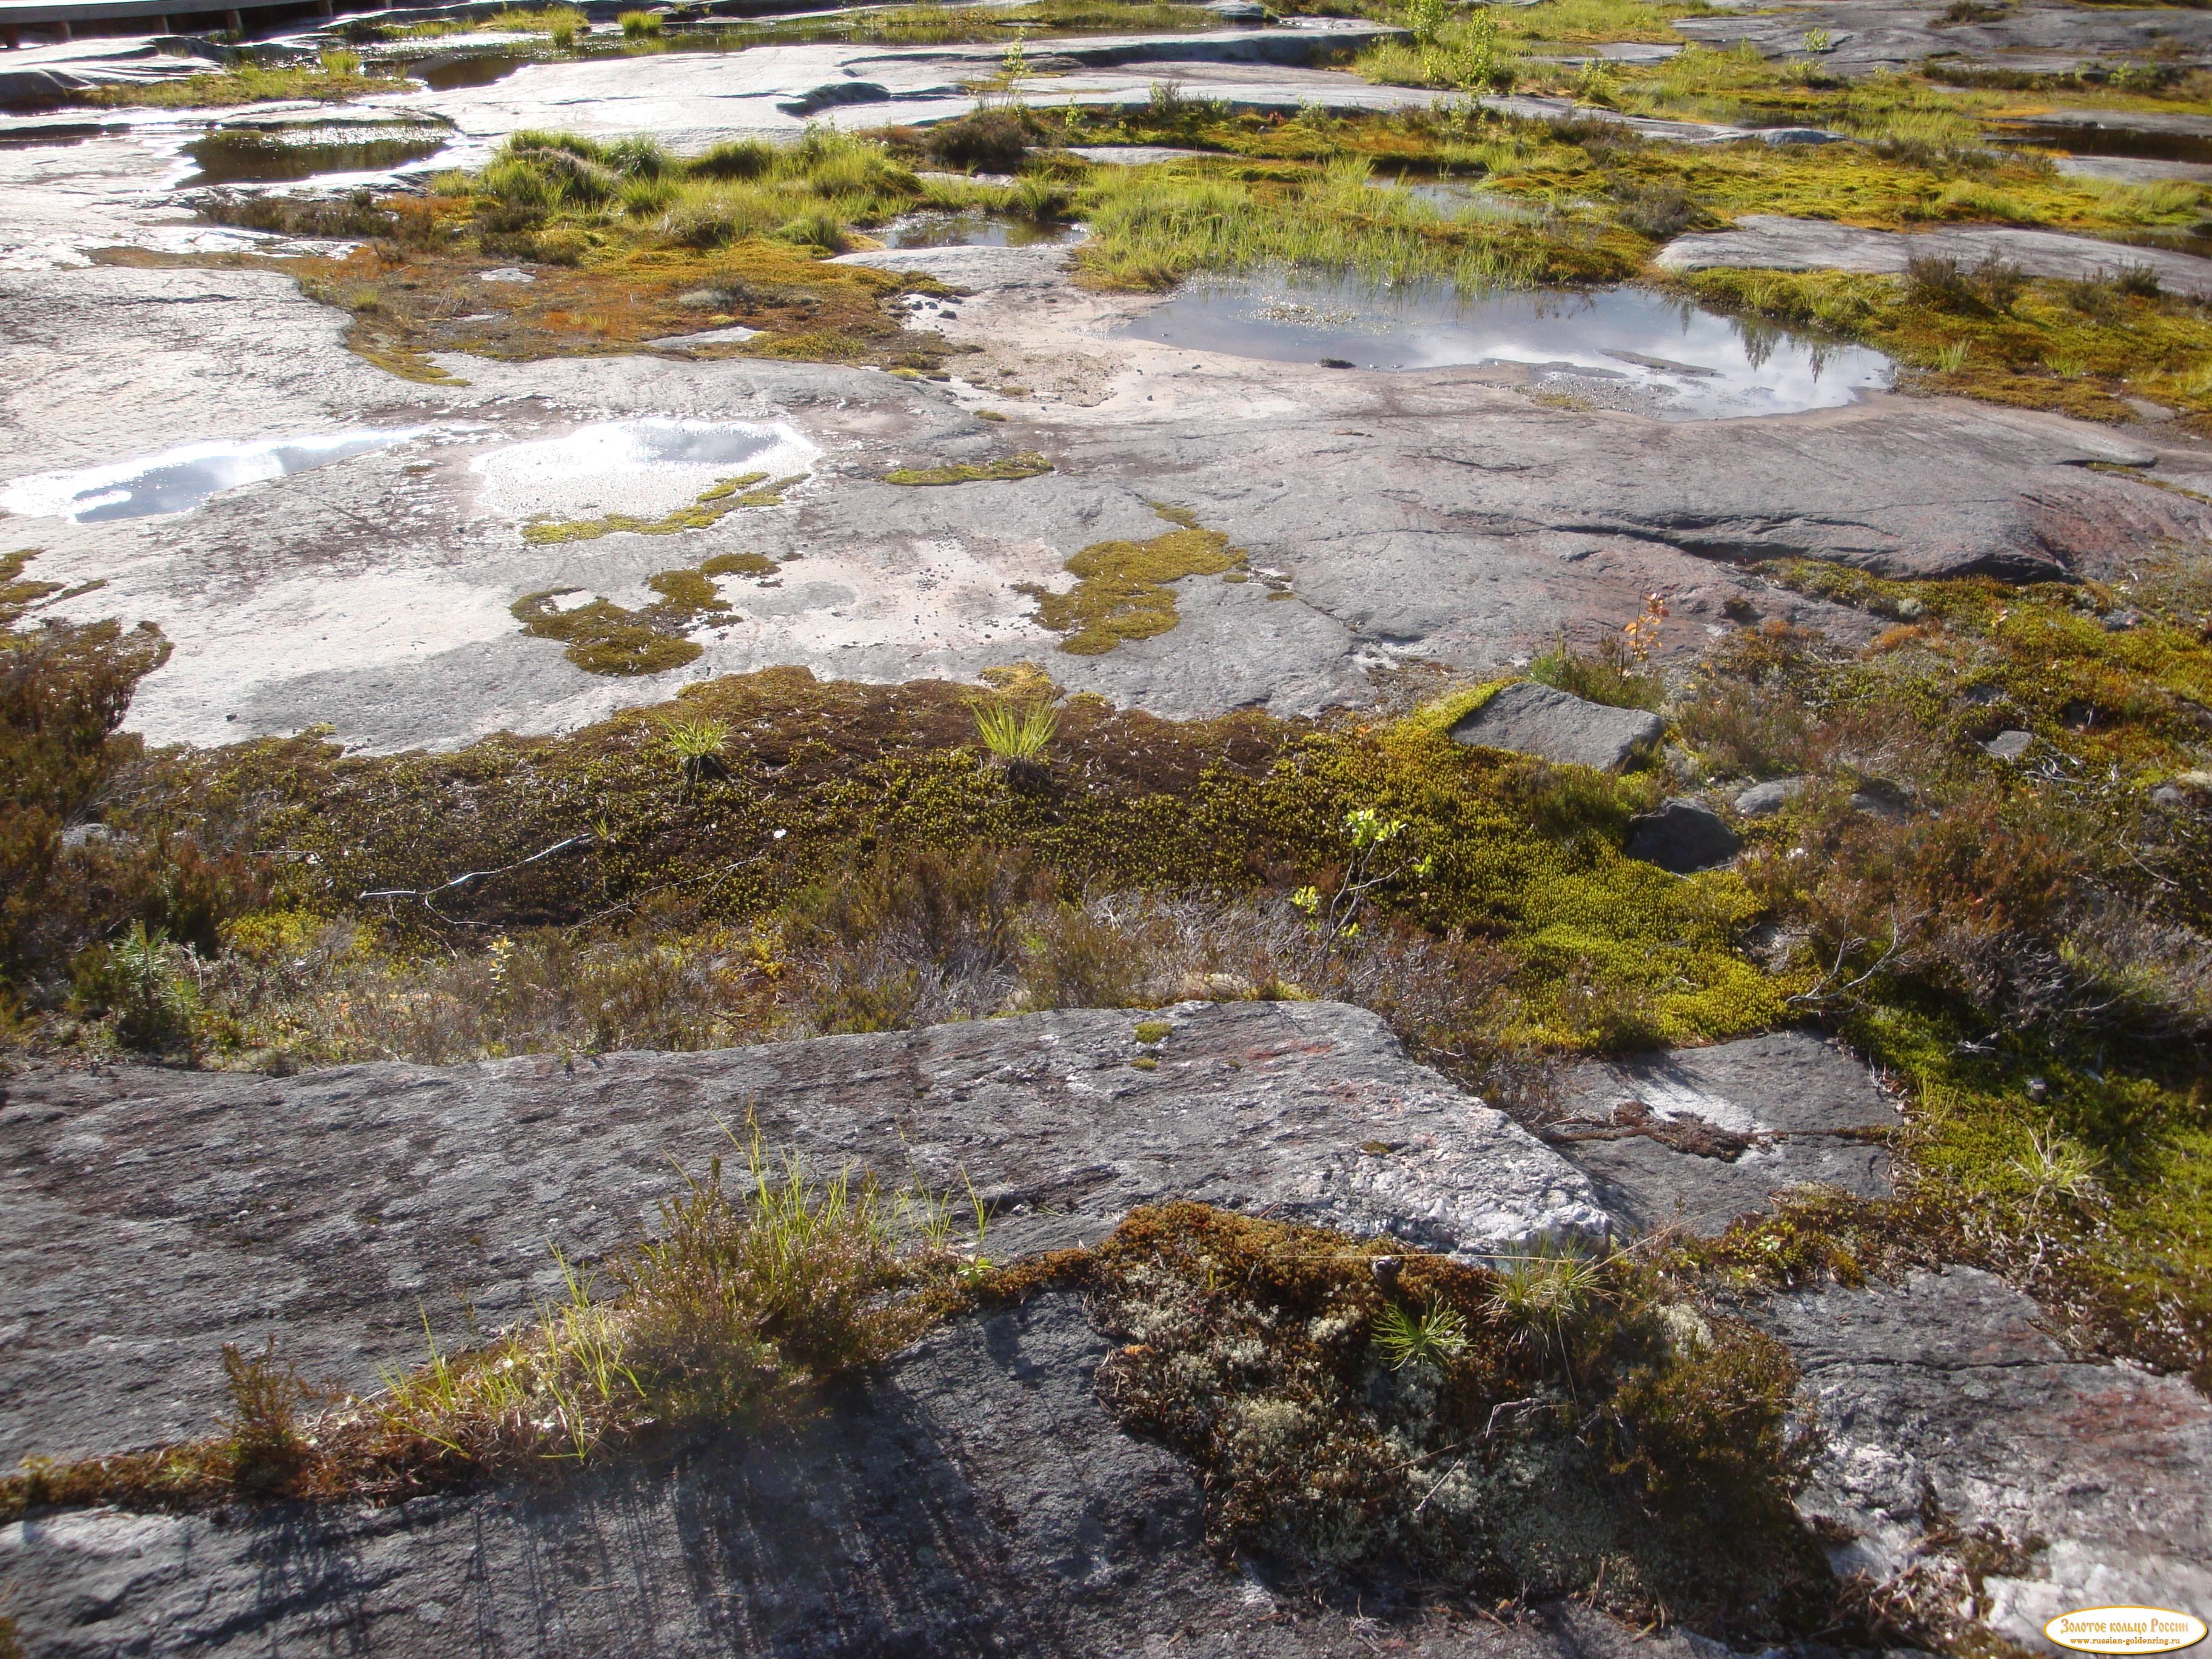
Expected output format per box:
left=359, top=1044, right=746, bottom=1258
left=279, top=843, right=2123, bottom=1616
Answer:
left=1030, top=512, right=1245, bottom=655
left=883, top=452, right=1053, bottom=486
left=520, top=472, right=798, bottom=545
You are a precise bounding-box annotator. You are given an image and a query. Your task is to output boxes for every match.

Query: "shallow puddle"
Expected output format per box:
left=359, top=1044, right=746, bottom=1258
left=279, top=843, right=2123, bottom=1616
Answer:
left=1996, top=122, right=2212, bottom=167
left=406, top=52, right=529, bottom=90
left=471, top=418, right=819, bottom=518
left=1119, top=273, right=1894, bottom=418
left=887, top=212, right=1075, bottom=249
left=182, top=123, right=450, bottom=186
left=0, top=429, right=432, bottom=523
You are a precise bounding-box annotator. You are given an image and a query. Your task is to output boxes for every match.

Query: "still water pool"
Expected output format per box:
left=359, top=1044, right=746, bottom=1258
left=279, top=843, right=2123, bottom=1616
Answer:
left=1119, top=272, right=1894, bottom=419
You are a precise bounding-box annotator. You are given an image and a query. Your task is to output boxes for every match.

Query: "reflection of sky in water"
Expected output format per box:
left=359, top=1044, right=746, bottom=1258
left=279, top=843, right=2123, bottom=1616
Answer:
left=0, top=430, right=429, bottom=523
left=1119, top=275, right=1894, bottom=420
left=469, top=418, right=820, bottom=520
left=475, top=418, right=817, bottom=479
left=888, top=213, right=1074, bottom=249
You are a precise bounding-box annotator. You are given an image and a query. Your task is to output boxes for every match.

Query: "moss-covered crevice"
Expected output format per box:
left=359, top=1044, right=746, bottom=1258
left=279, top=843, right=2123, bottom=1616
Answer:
left=1014, top=1202, right=1834, bottom=1638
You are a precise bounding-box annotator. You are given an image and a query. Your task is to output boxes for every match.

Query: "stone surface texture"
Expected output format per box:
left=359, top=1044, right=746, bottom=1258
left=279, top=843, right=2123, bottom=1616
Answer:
left=1447, top=682, right=1664, bottom=771
left=4, top=221, right=2210, bottom=751
left=1623, top=796, right=1743, bottom=873
left=0, top=999, right=1607, bottom=1467
left=1544, top=1029, right=1900, bottom=1236
left=1759, top=1266, right=2212, bottom=1655
left=0, top=1292, right=1744, bottom=1658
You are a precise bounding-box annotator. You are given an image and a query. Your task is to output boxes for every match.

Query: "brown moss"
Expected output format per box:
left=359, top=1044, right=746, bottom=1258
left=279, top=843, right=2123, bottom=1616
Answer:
left=1080, top=1204, right=1831, bottom=1637
left=511, top=591, right=704, bottom=677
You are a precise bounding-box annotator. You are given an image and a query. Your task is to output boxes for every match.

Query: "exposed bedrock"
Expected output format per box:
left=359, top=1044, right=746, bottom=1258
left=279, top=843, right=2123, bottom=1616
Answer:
left=0, top=999, right=1607, bottom=1467
left=7, top=251, right=2212, bottom=752
left=1, top=1016, right=2205, bottom=1658
left=1672, top=0, right=2212, bottom=79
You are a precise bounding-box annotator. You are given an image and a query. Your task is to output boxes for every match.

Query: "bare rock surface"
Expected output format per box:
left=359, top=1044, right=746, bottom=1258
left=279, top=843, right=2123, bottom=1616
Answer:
left=1623, top=796, right=1742, bottom=874
left=1657, top=214, right=2212, bottom=298
left=6, top=204, right=2212, bottom=750
left=1447, top=681, right=1663, bottom=771
left=1674, top=0, right=2212, bottom=79
left=1760, top=1266, right=2212, bottom=1654
left=0, top=999, right=1608, bottom=1467
left=1543, top=1029, right=1900, bottom=1236
left=0, top=1290, right=1744, bottom=1659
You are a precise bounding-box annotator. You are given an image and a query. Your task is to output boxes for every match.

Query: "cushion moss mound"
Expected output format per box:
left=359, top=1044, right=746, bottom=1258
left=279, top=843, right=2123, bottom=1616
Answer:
left=1032, top=523, right=1244, bottom=655
left=884, top=452, right=1053, bottom=486
left=1062, top=1203, right=1833, bottom=1637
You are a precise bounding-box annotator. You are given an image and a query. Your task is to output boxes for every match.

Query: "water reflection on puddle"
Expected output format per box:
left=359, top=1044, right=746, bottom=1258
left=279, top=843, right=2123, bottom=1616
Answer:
left=886, top=213, right=1075, bottom=249
left=471, top=418, right=819, bottom=517
left=406, top=52, right=529, bottom=90
left=0, top=429, right=431, bottom=523
left=1119, top=273, right=1894, bottom=419
left=182, top=124, right=451, bottom=187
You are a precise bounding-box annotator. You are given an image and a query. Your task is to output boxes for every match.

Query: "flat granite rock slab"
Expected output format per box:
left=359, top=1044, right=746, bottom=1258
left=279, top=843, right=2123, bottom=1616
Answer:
left=0, top=1000, right=1609, bottom=1465
left=1447, top=681, right=1664, bottom=771
left=1657, top=214, right=2212, bottom=300
left=0, top=1289, right=1739, bottom=1659
left=1758, top=1266, right=2212, bottom=1654
left=1544, top=1029, right=1901, bottom=1236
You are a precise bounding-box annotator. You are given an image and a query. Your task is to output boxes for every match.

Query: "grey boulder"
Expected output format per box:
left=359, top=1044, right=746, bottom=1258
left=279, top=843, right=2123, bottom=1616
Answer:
left=1623, top=797, right=1742, bottom=874
left=1448, top=682, right=1663, bottom=771
left=1733, top=776, right=1805, bottom=816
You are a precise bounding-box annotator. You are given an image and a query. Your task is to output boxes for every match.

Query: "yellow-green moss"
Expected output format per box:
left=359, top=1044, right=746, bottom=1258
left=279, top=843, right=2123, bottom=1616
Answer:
left=1030, top=515, right=1245, bottom=655
left=511, top=591, right=703, bottom=676
left=521, top=472, right=794, bottom=545
left=883, top=452, right=1054, bottom=486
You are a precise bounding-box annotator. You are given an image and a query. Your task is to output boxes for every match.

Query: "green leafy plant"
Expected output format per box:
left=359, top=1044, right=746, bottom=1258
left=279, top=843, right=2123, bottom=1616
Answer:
left=1291, top=806, right=1430, bottom=938
left=1800, top=26, right=1833, bottom=52
left=1370, top=1299, right=1469, bottom=1371
left=659, top=712, right=731, bottom=793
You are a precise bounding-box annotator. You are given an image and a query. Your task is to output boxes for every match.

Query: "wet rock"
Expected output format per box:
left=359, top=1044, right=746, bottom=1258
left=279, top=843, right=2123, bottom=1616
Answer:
left=1759, top=1266, right=2212, bottom=1653
left=1545, top=1029, right=1901, bottom=1236
left=1733, top=776, right=1804, bottom=816
left=1623, top=797, right=1742, bottom=873
left=1447, top=682, right=1663, bottom=771
left=1983, top=728, right=2034, bottom=760
left=0, top=999, right=1606, bottom=1467
left=1657, top=214, right=2212, bottom=300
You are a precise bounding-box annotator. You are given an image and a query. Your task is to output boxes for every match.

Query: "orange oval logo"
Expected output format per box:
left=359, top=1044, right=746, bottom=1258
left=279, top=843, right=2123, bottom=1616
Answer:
left=2046, top=1608, right=2207, bottom=1656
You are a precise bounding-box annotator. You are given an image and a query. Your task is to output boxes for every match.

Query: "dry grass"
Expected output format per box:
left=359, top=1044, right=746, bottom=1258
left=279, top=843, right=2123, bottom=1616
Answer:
left=0, top=1130, right=973, bottom=1521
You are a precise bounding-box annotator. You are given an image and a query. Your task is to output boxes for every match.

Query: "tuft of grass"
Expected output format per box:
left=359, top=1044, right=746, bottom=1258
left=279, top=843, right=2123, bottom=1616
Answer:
left=79, top=59, right=410, bottom=108
left=971, top=699, right=1059, bottom=767
left=619, top=8, right=663, bottom=38
left=884, top=452, right=1053, bottom=487
left=0, top=1132, right=965, bottom=1521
